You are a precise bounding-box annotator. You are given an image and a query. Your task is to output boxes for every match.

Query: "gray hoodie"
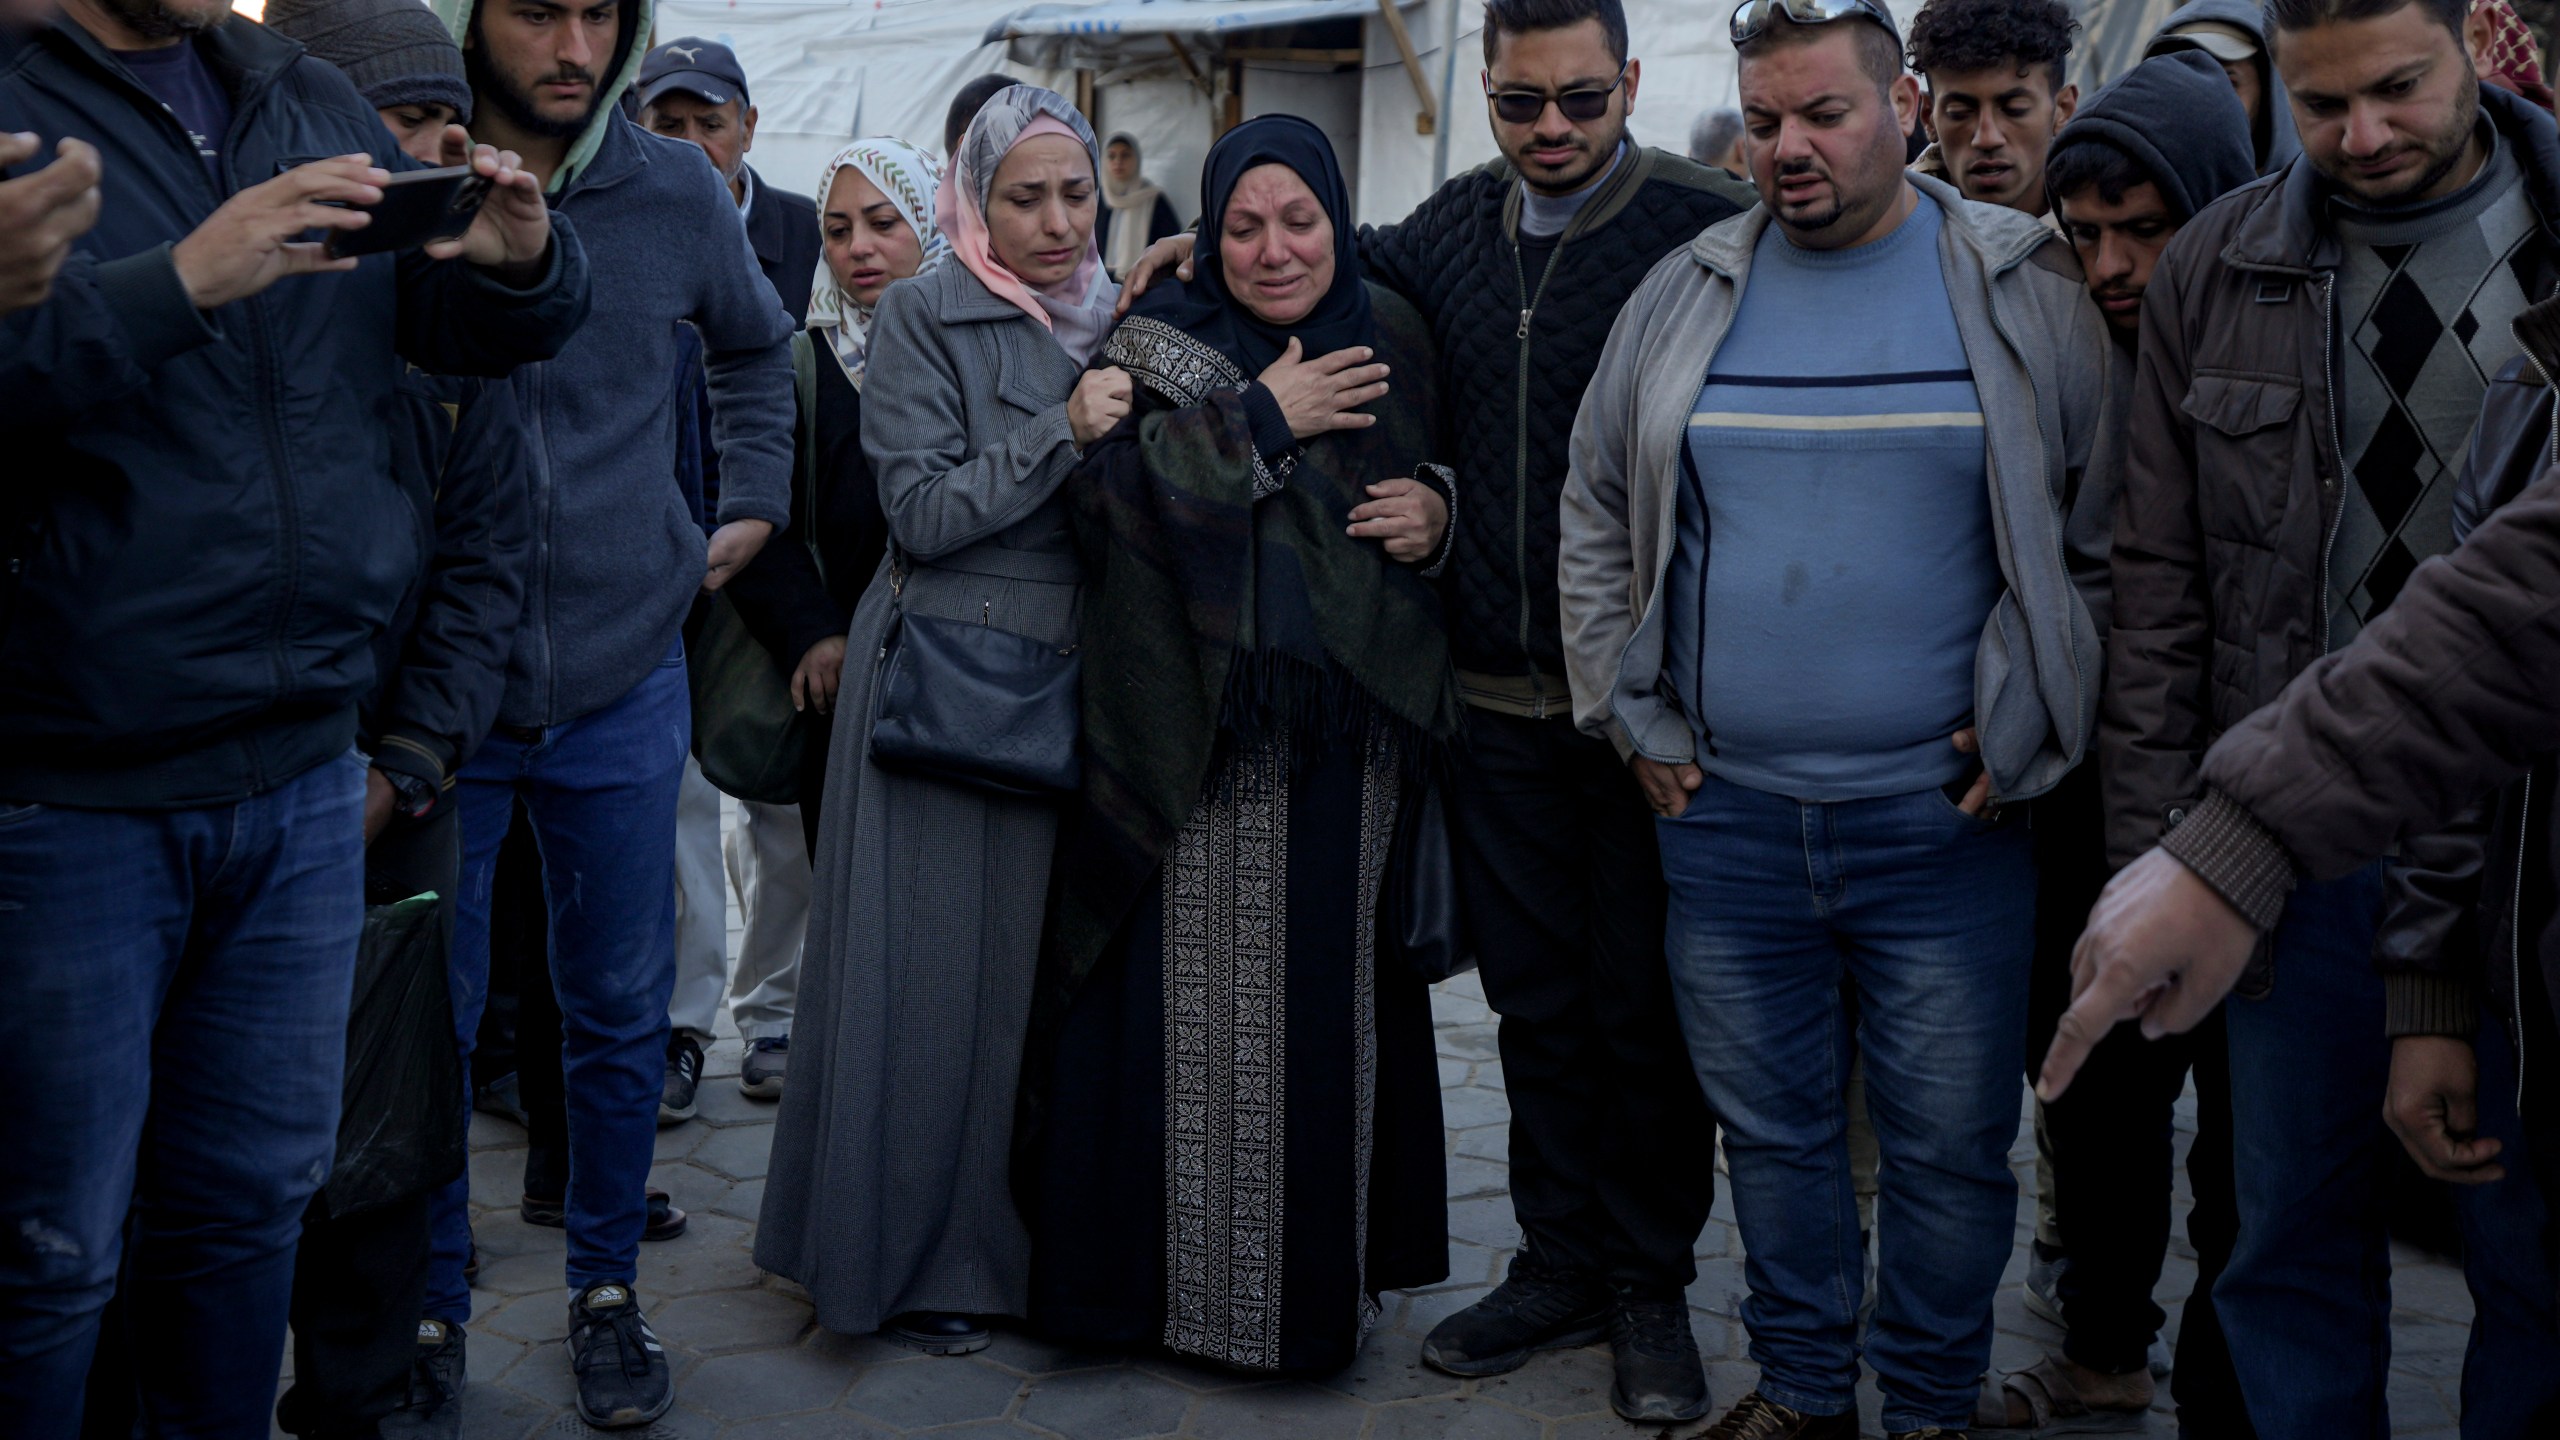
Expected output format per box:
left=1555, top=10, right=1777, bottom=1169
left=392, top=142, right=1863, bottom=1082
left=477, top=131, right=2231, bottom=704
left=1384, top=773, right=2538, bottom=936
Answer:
left=435, top=0, right=796, bottom=727
left=1558, top=175, right=2125, bottom=804
left=2145, top=0, right=2305, bottom=175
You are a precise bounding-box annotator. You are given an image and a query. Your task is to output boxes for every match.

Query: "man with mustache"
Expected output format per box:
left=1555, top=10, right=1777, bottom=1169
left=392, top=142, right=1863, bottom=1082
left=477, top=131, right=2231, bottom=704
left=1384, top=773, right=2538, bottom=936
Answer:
left=1903, top=0, right=2077, bottom=223
left=395, top=0, right=794, bottom=1429
left=2097, top=0, right=2560, bottom=1431
left=1559, top=1, right=2118, bottom=1432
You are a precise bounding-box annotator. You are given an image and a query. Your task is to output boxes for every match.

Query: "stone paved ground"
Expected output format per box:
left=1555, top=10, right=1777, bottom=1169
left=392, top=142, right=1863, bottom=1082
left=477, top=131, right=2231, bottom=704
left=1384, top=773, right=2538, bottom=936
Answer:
left=308, top=807, right=2477, bottom=1440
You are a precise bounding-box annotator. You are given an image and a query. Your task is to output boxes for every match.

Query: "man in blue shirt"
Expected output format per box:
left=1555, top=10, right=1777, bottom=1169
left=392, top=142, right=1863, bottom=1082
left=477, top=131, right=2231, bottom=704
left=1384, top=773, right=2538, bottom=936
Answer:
left=1559, top=2, right=2119, bottom=1433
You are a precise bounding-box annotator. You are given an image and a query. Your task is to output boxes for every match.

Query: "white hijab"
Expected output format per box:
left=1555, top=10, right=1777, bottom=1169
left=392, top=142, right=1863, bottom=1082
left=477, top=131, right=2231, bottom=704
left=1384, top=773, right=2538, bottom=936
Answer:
left=805, top=138, right=951, bottom=391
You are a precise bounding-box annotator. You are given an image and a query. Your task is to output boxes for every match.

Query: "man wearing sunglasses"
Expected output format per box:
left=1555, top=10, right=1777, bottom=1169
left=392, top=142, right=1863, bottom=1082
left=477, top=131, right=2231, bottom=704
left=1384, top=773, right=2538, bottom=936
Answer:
left=1560, top=1, right=2121, bottom=1435
left=1117, top=0, right=1756, bottom=1423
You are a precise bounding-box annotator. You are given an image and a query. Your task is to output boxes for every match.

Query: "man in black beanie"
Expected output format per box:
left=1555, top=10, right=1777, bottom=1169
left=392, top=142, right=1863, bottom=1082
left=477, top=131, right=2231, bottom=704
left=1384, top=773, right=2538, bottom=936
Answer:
left=253, top=5, right=534, bottom=1438
left=266, top=0, right=473, bottom=160
left=1974, top=49, right=2260, bottom=1434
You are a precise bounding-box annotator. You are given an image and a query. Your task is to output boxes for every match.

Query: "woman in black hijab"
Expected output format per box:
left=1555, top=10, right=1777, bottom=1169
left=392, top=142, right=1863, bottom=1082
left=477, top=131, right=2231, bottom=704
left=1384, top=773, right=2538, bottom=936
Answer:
left=1019, top=115, right=1462, bottom=1374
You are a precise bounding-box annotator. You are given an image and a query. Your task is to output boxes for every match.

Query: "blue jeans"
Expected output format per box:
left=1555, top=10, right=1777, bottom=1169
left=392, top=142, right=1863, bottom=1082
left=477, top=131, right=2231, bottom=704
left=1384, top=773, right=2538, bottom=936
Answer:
left=425, top=652, right=689, bottom=1322
left=1659, top=775, right=2035, bottom=1431
left=0, top=752, right=365, bottom=1440
left=2222, top=866, right=2560, bottom=1440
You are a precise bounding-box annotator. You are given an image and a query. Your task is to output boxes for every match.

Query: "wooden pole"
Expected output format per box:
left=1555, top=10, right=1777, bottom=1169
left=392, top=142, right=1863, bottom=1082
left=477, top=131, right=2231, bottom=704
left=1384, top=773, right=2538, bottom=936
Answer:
left=1373, top=0, right=1438, bottom=135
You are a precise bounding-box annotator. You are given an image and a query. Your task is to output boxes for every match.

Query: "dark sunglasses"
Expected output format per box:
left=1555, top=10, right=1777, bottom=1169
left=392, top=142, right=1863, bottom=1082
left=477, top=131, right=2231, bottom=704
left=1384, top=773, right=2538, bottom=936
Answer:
left=1728, top=0, right=1902, bottom=47
left=1484, top=62, right=1630, bottom=125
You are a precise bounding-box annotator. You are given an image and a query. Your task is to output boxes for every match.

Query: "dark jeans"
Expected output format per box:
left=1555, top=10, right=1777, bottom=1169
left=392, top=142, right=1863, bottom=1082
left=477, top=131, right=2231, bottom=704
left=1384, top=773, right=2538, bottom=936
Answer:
left=274, top=802, right=461, bottom=1438
left=1447, top=710, right=1716, bottom=1295
left=2024, top=768, right=2252, bottom=1431
left=0, top=752, right=366, bottom=1440
left=2222, top=866, right=2557, bottom=1439
left=426, top=652, right=690, bottom=1321
left=1660, top=774, right=2035, bottom=1432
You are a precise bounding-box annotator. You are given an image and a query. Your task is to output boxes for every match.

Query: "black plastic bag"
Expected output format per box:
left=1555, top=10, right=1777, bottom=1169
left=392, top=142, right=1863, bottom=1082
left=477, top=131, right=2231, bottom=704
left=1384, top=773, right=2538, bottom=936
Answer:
left=318, top=892, right=467, bottom=1219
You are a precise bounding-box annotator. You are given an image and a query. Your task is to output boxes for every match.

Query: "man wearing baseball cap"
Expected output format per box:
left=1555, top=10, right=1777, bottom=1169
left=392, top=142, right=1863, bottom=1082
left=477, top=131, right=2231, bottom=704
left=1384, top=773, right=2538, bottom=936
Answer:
left=633, top=35, right=819, bottom=1126
left=2142, top=0, right=2303, bottom=173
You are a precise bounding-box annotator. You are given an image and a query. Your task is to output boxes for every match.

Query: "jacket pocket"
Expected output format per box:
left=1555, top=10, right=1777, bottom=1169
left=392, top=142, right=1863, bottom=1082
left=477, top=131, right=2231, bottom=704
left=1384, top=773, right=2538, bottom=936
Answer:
left=2183, top=375, right=2304, bottom=546
left=2181, top=373, right=2302, bottom=436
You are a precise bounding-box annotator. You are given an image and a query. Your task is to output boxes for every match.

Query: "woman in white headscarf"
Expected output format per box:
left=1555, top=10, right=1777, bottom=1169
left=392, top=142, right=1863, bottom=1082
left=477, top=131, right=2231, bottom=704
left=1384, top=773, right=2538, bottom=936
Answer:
left=721, top=137, right=949, bottom=855
left=755, top=88, right=1125, bottom=1358
left=1096, top=131, right=1180, bottom=278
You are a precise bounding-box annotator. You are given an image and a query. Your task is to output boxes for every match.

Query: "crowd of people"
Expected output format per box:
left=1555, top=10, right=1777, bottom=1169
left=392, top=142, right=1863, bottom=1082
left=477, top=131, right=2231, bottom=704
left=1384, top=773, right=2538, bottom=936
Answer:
left=2, top=0, right=2558, bottom=1435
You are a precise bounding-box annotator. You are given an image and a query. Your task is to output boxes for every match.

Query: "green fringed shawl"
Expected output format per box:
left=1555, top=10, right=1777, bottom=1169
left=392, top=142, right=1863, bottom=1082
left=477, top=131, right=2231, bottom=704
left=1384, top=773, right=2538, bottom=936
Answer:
left=1014, top=283, right=1462, bottom=1195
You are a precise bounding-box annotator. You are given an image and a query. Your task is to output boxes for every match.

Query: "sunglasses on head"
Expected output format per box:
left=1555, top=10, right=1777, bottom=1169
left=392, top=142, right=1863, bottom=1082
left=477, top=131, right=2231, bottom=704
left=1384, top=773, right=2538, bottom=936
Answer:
left=1728, top=0, right=1902, bottom=47
left=1484, top=61, right=1630, bottom=125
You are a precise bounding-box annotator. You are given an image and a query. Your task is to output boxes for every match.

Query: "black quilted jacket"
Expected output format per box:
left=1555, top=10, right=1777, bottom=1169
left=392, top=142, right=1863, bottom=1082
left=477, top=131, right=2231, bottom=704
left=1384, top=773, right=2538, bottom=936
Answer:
left=1360, top=146, right=1753, bottom=688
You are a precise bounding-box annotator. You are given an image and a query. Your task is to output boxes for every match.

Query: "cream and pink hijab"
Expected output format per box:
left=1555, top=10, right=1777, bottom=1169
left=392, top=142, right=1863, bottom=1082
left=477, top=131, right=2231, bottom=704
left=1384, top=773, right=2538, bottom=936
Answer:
left=938, top=85, right=1121, bottom=366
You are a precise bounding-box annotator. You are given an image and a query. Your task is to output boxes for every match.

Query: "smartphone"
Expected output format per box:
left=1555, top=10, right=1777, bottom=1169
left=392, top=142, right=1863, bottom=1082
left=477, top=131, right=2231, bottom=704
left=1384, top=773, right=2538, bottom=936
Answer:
left=324, top=165, right=492, bottom=259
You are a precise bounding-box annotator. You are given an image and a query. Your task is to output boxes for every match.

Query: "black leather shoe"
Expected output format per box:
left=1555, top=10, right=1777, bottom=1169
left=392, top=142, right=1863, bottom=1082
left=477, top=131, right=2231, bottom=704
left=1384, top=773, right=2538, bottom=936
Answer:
left=1700, top=1392, right=1860, bottom=1439
left=1419, top=1255, right=1613, bottom=1378
left=568, top=1283, right=672, bottom=1428
left=886, top=1311, right=992, bottom=1356
left=1608, top=1291, right=1709, bottom=1423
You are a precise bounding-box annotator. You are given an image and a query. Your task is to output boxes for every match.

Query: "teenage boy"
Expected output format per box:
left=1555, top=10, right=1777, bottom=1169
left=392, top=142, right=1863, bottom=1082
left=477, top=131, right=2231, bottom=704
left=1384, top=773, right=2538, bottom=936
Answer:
left=1904, top=0, right=2076, bottom=216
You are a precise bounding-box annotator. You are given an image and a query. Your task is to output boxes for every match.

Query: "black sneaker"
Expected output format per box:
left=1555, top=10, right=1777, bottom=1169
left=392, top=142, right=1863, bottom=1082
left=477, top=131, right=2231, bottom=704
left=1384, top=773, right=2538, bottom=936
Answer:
left=740, top=1035, right=787, bottom=1099
left=377, top=1318, right=465, bottom=1440
left=1608, top=1291, right=1710, bottom=1423
left=659, top=1033, right=703, bottom=1125
left=1419, top=1254, right=1613, bottom=1377
left=568, top=1283, right=672, bottom=1428
left=1700, top=1392, right=1859, bottom=1439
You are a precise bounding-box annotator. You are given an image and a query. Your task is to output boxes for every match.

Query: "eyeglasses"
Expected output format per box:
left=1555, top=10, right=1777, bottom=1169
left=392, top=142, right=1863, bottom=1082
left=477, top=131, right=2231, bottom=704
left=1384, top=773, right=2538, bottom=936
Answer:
left=1728, top=0, right=1902, bottom=47
left=1484, top=62, right=1630, bottom=125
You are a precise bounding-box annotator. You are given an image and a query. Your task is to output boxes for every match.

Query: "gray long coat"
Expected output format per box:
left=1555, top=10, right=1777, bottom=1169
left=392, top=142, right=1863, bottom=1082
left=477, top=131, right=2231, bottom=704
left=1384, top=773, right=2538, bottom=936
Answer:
left=755, top=261, right=1087, bottom=1331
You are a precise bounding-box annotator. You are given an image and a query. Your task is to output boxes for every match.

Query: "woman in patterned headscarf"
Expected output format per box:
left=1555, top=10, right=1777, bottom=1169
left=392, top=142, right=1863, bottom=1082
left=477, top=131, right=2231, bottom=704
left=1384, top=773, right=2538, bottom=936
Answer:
left=722, top=137, right=949, bottom=854
left=756, top=88, right=1126, bottom=1360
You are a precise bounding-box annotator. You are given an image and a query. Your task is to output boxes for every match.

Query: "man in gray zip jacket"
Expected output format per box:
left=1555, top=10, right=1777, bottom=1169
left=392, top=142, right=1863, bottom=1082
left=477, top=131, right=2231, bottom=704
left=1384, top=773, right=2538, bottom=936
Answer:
left=1558, top=6, right=2118, bottom=1435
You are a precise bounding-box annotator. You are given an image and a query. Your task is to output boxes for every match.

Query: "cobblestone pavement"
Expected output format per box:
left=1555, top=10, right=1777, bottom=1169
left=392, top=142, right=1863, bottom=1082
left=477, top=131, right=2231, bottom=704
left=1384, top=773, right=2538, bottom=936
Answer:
left=312, top=811, right=2477, bottom=1440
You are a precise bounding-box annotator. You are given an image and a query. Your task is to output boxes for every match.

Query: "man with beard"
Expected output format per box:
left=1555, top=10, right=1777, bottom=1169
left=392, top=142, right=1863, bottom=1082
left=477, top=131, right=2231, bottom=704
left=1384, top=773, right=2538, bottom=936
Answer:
left=1904, top=0, right=2077, bottom=220
left=0, top=0, right=581, bottom=1429
left=393, top=0, right=792, bottom=1429
left=1120, top=0, right=1751, bottom=1422
left=1558, top=0, right=2118, bottom=1432
left=2095, top=0, right=2560, bottom=1431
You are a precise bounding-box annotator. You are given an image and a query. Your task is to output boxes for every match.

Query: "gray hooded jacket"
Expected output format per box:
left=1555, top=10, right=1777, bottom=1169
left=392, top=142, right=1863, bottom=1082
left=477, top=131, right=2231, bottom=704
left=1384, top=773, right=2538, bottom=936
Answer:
left=1558, top=175, right=2125, bottom=804
left=2145, top=0, right=2304, bottom=175
left=434, top=0, right=796, bottom=727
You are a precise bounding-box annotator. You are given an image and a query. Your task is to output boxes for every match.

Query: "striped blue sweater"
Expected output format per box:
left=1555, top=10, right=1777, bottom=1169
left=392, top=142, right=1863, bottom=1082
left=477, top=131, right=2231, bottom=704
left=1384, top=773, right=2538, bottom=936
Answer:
left=1662, top=195, right=2002, bottom=802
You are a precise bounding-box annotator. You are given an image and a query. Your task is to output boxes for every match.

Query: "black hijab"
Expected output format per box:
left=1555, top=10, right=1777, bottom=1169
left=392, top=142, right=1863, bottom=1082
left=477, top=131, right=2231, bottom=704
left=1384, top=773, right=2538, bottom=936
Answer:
left=1129, top=115, right=1373, bottom=375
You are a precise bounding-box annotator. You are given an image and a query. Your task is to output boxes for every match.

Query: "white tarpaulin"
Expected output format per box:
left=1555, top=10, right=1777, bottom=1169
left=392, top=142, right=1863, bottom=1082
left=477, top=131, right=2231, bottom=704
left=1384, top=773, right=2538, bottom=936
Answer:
left=649, top=0, right=1927, bottom=230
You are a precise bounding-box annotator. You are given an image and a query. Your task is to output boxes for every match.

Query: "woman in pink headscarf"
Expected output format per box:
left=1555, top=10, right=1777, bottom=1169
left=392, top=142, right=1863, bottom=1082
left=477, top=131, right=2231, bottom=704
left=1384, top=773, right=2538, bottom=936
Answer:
left=756, top=86, right=1127, bottom=1359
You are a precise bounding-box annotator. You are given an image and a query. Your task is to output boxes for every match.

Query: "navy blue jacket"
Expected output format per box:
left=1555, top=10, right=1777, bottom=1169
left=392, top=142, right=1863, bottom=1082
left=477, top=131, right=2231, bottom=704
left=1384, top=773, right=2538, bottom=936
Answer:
left=363, top=372, right=533, bottom=796
left=0, top=16, right=589, bottom=809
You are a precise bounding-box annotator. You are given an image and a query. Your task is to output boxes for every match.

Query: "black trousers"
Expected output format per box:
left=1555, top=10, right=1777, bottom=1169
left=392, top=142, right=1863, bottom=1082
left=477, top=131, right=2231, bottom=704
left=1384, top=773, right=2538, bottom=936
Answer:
left=2026, top=765, right=2250, bottom=1431
left=270, top=804, right=460, bottom=1438
left=1448, top=709, right=1717, bottom=1295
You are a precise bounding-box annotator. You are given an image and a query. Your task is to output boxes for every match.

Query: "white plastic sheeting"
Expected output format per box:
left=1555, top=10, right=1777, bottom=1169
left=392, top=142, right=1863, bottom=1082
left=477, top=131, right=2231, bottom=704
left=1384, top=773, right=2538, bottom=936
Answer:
left=649, top=0, right=1943, bottom=228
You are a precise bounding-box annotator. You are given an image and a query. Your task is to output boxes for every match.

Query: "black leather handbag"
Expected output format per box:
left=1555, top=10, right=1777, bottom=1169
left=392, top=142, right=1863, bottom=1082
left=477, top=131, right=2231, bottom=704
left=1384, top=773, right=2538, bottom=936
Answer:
left=1384, top=776, right=1473, bottom=982
left=866, top=557, right=1082, bottom=796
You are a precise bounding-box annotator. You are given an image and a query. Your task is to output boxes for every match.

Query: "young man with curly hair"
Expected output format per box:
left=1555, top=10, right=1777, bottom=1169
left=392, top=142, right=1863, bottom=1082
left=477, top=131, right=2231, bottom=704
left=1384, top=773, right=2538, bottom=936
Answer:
left=1905, top=0, right=2078, bottom=217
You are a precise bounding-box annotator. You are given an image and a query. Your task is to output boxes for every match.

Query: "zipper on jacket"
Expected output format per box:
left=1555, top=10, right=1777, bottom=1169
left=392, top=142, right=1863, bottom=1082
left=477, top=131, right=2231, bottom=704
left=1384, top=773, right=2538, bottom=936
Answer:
left=2316, top=274, right=2350, bottom=657
left=2513, top=771, right=2533, bottom=1111
left=1512, top=237, right=1568, bottom=713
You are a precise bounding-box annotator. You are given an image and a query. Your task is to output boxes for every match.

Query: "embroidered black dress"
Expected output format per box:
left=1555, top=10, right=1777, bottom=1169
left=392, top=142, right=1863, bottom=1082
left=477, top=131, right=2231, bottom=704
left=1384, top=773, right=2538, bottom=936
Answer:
left=1017, top=118, right=1463, bottom=1375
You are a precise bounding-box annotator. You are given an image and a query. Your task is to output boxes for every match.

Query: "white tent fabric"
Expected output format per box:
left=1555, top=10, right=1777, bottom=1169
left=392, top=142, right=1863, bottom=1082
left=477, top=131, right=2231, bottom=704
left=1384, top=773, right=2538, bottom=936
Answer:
left=652, top=0, right=1934, bottom=230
